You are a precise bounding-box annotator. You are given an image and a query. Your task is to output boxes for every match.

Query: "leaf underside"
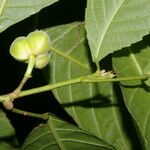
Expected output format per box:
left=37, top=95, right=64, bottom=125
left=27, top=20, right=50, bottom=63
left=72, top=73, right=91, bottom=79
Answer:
left=113, top=36, right=150, bottom=149
left=0, top=0, right=58, bottom=33
left=85, top=0, right=150, bottom=62
left=44, top=22, right=134, bottom=149
left=22, top=115, right=114, bottom=150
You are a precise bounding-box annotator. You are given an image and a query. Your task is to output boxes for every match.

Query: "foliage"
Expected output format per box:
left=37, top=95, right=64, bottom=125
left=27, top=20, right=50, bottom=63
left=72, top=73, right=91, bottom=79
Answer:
left=22, top=114, right=114, bottom=150
left=0, top=0, right=150, bottom=149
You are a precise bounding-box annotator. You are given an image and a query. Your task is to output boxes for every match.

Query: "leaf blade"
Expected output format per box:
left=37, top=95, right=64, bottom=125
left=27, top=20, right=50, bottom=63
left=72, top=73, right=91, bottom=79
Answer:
left=0, top=0, right=58, bottom=33
left=22, top=115, right=115, bottom=150
left=0, top=110, right=14, bottom=137
left=85, top=0, right=150, bottom=62
left=44, top=22, right=135, bottom=149
left=113, top=37, right=150, bottom=149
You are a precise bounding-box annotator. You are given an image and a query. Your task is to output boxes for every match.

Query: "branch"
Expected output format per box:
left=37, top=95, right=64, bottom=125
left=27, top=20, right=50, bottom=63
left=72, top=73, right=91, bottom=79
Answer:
left=11, top=108, right=49, bottom=120
left=0, top=73, right=149, bottom=102
left=17, top=73, right=149, bottom=99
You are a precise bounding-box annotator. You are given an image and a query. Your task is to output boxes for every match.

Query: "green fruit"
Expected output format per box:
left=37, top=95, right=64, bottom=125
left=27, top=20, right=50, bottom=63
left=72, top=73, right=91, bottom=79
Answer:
left=27, top=30, right=51, bottom=55
left=35, top=53, right=50, bottom=69
left=10, top=37, right=31, bottom=61
left=9, top=30, right=51, bottom=69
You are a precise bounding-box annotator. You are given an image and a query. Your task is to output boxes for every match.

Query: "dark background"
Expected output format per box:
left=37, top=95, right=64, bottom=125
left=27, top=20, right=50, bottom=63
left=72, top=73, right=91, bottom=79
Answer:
left=0, top=0, right=86, bottom=144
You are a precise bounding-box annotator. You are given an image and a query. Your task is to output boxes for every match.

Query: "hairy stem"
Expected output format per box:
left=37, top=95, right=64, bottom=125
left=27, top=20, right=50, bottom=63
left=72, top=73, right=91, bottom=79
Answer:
left=96, top=62, right=100, bottom=72
left=82, top=74, right=148, bottom=82
left=17, top=74, right=149, bottom=99
left=11, top=108, right=49, bottom=120
left=10, top=55, right=35, bottom=100
left=18, top=76, right=82, bottom=98
left=0, top=73, right=149, bottom=102
left=24, top=55, right=35, bottom=77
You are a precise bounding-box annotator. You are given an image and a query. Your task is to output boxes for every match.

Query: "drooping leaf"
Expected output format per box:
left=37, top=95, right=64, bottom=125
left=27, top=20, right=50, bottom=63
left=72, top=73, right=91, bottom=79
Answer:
left=0, top=0, right=58, bottom=33
left=0, top=110, right=19, bottom=149
left=44, top=22, right=135, bottom=149
left=22, top=114, right=115, bottom=150
left=85, top=0, right=150, bottom=62
left=113, top=36, right=150, bottom=149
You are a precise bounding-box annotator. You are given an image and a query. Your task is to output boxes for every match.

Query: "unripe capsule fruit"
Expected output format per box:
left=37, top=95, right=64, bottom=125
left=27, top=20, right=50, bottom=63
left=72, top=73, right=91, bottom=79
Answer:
left=10, top=30, right=51, bottom=68
left=10, top=37, right=31, bottom=61
left=35, top=53, right=51, bottom=69
left=27, top=31, right=51, bottom=55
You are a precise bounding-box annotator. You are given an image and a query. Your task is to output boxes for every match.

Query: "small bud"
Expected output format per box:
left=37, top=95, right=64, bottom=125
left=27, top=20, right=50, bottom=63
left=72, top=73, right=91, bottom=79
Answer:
left=10, top=37, right=31, bottom=61
left=27, top=30, right=51, bottom=55
left=35, top=53, right=50, bottom=69
left=100, top=70, right=115, bottom=78
left=3, top=101, right=14, bottom=110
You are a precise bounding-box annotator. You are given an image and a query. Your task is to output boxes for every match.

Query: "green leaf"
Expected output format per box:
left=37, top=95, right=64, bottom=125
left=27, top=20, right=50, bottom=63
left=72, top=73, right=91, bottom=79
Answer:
left=113, top=36, right=150, bottom=149
left=0, top=142, right=20, bottom=150
left=0, top=110, right=14, bottom=137
left=0, top=0, right=58, bottom=33
left=22, top=114, right=115, bottom=150
left=0, top=110, right=19, bottom=149
left=44, top=22, right=134, bottom=149
left=143, top=62, right=150, bottom=86
left=85, top=0, right=150, bottom=62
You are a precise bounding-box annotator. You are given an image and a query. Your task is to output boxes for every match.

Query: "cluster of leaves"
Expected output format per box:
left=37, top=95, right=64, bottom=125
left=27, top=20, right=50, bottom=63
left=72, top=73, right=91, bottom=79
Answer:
left=0, top=0, right=150, bottom=150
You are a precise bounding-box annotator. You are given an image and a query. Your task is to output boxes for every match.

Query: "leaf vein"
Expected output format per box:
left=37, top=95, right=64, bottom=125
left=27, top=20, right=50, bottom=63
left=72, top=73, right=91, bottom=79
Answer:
left=60, top=138, right=109, bottom=148
left=89, top=83, right=101, bottom=137
left=112, top=96, right=128, bottom=149
left=52, top=54, right=61, bottom=101
left=128, top=88, right=138, bottom=109
left=50, top=47, right=90, bottom=70
left=66, top=37, right=85, bottom=55
left=0, top=0, right=7, bottom=17
left=47, top=119, right=64, bottom=150
left=143, top=108, right=150, bottom=138
left=22, top=131, right=51, bottom=149
left=91, top=1, right=100, bottom=36
left=129, top=48, right=142, bottom=75
left=68, top=61, right=83, bottom=128
left=52, top=23, right=79, bottom=44
left=39, top=142, right=56, bottom=150
left=96, top=0, right=125, bottom=61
